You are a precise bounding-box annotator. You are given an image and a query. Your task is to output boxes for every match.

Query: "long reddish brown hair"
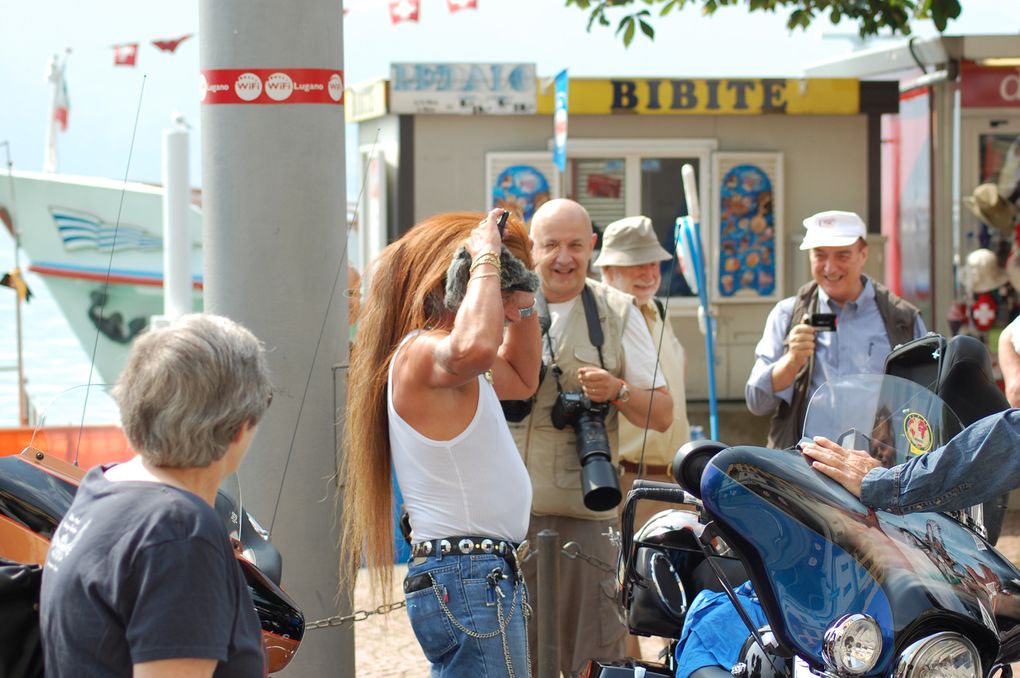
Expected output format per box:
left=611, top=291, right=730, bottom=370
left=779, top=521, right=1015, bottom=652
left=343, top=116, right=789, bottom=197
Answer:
left=340, top=211, right=532, bottom=601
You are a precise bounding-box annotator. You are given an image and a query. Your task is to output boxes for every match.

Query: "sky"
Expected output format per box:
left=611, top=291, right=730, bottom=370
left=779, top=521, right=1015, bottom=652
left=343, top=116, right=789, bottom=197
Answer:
left=1, top=0, right=1018, bottom=191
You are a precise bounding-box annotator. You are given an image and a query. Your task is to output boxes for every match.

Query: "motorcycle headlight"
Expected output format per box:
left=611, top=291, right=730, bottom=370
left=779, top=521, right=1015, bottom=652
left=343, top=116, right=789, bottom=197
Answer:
left=822, top=614, right=883, bottom=675
left=893, top=632, right=981, bottom=678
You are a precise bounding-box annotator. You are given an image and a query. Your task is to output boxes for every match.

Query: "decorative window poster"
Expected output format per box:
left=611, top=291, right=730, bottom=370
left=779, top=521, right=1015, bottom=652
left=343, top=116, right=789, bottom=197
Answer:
left=712, top=152, right=784, bottom=303
left=485, top=152, right=559, bottom=223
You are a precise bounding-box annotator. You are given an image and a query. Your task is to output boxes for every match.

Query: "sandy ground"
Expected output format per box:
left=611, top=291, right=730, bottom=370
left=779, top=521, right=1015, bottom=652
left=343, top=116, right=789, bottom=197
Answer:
left=350, top=513, right=1020, bottom=677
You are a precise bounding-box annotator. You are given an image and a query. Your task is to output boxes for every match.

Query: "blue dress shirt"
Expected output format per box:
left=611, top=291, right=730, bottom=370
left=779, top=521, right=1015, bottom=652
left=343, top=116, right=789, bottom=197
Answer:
left=745, top=277, right=927, bottom=417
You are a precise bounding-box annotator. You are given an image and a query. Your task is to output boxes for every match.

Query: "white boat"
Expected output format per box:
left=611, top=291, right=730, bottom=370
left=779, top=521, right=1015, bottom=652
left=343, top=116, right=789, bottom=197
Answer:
left=0, top=170, right=203, bottom=384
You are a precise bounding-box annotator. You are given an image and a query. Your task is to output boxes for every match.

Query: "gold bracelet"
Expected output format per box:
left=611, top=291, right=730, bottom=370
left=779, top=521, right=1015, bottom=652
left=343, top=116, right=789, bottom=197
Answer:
left=469, top=251, right=501, bottom=274
left=469, top=272, right=499, bottom=282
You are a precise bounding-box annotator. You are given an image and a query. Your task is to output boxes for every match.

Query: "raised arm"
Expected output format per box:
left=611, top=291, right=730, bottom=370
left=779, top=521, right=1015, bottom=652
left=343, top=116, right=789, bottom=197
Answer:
left=746, top=300, right=806, bottom=415
left=400, top=210, right=507, bottom=389
left=491, top=292, right=542, bottom=400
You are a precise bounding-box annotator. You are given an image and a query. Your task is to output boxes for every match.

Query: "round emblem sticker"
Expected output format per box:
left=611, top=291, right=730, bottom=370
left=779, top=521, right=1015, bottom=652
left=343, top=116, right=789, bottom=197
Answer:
left=903, top=412, right=933, bottom=455
left=328, top=73, right=344, bottom=102
left=265, top=72, right=294, bottom=102
left=234, top=72, right=263, bottom=101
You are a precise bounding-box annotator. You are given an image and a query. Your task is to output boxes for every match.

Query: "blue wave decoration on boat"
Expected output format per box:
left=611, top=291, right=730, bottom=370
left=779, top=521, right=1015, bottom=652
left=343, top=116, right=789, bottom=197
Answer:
left=50, top=207, right=163, bottom=252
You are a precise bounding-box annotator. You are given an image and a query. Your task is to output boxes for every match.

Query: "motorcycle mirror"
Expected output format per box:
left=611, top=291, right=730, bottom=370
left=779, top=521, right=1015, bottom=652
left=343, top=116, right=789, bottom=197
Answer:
left=672, top=440, right=729, bottom=499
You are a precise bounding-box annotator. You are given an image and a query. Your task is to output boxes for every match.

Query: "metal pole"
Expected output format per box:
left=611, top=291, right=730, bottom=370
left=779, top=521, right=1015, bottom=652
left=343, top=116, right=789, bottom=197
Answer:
left=199, top=0, right=350, bottom=674
left=160, top=119, right=191, bottom=323
left=2, top=142, right=28, bottom=426
left=537, top=529, right=560, bottom=678
left=13, top=284, right=25, bottom=426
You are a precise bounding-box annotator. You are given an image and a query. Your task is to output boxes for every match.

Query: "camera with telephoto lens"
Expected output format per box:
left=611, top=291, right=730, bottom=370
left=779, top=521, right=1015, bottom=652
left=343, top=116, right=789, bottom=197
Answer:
left=550, top=391, right=622, bottom=511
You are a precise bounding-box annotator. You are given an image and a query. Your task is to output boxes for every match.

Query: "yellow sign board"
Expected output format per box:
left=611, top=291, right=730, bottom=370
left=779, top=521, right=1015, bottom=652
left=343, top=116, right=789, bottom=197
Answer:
left=536, top=78, right=860, bottom=116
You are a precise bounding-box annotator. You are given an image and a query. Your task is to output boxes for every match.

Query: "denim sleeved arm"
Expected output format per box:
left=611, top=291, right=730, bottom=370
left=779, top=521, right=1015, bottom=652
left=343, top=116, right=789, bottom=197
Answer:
left=860, top=409, right=1020, bottom=514
left=745, top=299, right=796, bottom=416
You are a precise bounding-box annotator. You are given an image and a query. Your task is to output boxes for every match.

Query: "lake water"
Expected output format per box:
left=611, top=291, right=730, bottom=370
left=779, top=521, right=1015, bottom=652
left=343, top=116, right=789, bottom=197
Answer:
left=0, top=230, right=118, bottom=427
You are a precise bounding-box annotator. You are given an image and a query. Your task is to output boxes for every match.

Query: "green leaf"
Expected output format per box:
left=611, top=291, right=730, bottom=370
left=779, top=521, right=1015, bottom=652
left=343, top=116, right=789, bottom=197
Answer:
left=639, top=18, right=655, bottom=38
left=623, top=16, right=637, bottom=45
left=659, top=0, right=681, bottom=15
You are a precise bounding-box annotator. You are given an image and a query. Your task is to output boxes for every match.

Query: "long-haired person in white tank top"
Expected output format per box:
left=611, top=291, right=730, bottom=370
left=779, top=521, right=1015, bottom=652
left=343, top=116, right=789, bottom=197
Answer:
left=342, top=209, right=541, bottom=677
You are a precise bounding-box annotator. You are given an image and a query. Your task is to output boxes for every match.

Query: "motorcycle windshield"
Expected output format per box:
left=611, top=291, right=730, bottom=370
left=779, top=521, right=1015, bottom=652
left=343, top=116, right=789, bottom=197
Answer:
left=802, top=373, right=963, bottom=466
left=700, top=373, right=1018, bottom=673
left=24, top=384, right=124, bottom=467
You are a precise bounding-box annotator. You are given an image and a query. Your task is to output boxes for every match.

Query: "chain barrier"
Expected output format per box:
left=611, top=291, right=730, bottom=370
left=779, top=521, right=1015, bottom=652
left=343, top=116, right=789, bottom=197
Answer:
left=304, top=600, right=407, bottom=631
left=561, top=541, right=617, bottom=574
left=521, top=541, right=618, bottom=575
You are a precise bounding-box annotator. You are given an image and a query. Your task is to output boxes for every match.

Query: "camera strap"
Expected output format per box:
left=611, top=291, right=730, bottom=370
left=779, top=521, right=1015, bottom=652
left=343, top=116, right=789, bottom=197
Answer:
left=536, top=285, right=607, bottom=393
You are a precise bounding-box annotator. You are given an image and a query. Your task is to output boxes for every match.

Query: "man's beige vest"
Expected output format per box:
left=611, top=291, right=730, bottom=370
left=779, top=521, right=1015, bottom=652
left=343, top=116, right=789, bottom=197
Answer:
left=510, top=280, right=632, bottom=520
left=617, top=303, right=689, bottom=467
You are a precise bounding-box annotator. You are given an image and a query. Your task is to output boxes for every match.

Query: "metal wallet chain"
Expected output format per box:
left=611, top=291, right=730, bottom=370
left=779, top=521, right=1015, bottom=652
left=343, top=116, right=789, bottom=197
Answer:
left=428, top=568, right=532, bottom=678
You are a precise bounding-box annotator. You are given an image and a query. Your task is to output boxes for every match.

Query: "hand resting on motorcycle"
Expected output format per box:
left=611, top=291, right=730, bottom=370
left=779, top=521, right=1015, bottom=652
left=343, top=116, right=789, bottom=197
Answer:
left=801, top=408, right=1020, bottom=515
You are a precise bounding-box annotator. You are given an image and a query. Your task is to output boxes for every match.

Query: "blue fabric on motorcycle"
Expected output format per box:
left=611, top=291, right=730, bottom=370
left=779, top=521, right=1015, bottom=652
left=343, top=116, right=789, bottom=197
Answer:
left=674, top=580, right=768, bottom=678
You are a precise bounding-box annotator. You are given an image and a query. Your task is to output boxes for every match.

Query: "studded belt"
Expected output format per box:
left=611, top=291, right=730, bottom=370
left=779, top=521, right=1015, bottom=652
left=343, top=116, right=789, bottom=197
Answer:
left=410, top=536, right=519, bottom=559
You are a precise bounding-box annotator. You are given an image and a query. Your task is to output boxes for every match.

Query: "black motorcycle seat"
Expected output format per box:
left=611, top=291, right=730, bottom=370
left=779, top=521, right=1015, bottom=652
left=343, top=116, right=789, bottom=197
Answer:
left=691, top=556, right=749, bottom=594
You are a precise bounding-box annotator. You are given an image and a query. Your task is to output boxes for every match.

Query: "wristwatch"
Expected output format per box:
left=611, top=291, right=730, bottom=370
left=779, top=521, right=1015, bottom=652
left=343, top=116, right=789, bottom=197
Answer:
left=519, top=303, right=537, bottom=319
left=612, top=380, right=631, bottom=405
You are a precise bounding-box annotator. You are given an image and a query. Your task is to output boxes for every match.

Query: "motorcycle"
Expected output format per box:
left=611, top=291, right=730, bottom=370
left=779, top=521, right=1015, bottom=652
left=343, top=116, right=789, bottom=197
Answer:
left=581, top=334, right=1020, bottom=678
left=0, top=385, right=304, bottom=676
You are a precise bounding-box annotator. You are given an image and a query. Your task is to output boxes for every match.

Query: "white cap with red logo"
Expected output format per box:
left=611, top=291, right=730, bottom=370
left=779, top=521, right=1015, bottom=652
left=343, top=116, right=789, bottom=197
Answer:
left=799, top=210, right=866, bottom=251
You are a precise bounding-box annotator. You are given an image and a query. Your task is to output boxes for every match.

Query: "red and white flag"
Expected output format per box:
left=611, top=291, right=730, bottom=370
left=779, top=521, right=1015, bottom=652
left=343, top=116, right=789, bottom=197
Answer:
left=388, top=0, right=419, bottom=24
left=45, top=51, right=71, bottom=172
left=151, top=33, right=193, bottom=54
left=113, top=43, right=138, bottom=67
left=53, top=70, right=69, bottom=131
left=447, top=0, right=477, bottom=12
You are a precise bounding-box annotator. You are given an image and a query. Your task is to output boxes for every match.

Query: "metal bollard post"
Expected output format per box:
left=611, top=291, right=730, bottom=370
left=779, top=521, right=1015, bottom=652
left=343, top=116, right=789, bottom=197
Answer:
left=536, top=529, right=560, bottom=678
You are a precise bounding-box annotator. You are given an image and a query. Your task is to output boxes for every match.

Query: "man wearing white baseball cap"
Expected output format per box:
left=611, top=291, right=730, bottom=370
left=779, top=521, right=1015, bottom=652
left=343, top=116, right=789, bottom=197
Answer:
left=745, top=210, right=926, bottom=449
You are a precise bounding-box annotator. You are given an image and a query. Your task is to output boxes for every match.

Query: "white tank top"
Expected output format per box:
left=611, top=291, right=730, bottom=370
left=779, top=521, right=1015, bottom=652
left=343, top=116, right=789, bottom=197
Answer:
left=388, top=332, right=532, bottom=544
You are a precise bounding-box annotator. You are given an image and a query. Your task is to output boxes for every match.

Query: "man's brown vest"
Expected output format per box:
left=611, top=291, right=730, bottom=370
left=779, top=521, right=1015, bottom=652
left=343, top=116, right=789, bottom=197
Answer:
left=509, top=280, right=632, bottom=520
left=766, top=279, right=920, bottom=450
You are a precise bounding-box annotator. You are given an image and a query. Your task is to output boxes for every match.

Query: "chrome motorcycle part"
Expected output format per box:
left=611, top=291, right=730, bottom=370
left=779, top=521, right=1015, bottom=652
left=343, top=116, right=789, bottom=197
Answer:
left=821, top=613, right=882, bottom=675
left=648, top=551, right=686, bottom=617
left=892, top=632, right=981, bottom=678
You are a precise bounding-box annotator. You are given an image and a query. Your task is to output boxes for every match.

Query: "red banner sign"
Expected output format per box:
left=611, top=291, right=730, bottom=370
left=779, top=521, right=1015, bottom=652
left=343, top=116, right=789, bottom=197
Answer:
left=961, top=61, right=1020, bottom=109
left=201, top=69, right=345, bottom=105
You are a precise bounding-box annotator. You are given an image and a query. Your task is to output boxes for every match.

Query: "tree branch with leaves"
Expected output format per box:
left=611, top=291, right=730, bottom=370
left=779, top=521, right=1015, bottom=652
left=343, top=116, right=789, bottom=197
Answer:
left=565, top=0, right=962, bottom=48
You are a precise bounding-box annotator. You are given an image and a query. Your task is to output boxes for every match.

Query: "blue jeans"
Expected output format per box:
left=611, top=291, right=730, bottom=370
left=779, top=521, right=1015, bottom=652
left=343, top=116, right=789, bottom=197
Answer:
left=405, top=553, right=530, bottom=677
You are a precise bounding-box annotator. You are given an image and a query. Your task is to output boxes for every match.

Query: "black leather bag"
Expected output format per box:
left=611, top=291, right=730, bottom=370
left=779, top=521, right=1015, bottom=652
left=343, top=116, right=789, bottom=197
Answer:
left=0, top=558, right=44, bottom=678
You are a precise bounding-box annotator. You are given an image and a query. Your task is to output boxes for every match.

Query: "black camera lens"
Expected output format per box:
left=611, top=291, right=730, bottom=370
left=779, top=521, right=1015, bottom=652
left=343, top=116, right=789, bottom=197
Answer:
left=551, top=391, right=622, bottom=511
left=576, top=410, right=621, bottom=511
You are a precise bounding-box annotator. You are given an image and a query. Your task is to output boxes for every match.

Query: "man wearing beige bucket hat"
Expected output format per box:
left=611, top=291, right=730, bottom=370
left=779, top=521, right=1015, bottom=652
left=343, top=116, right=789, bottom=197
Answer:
left=595, top=215, right=691, bottom=658
left=746, top=210, right=926, bottom=449
left=594, top=216, right=690, bottom=487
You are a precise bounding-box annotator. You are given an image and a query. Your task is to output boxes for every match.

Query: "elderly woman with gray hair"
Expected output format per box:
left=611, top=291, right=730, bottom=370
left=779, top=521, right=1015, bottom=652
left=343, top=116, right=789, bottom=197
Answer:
left=40, top=314, right=272, bottom=678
